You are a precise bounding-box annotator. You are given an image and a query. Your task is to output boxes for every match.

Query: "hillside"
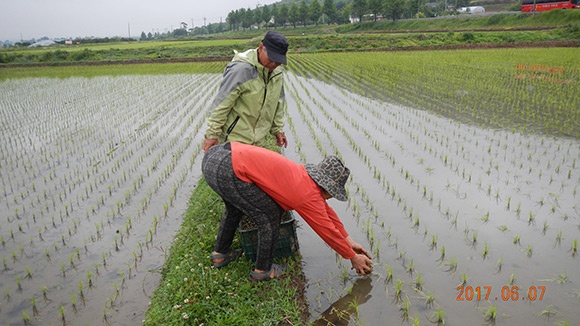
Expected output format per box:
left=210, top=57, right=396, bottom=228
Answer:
left=1, top=10, right=578, bottom=67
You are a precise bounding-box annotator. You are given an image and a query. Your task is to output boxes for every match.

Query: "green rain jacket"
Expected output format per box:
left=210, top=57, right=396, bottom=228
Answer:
left=204, top=48, right=286, bottom=146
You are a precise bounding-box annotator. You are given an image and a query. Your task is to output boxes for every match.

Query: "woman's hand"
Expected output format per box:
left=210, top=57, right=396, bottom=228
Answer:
left=346, top=236, right=372, bottom=259
left=345, top=236, right=373, bottom=275
left=350, top=254, right=373, bottom=275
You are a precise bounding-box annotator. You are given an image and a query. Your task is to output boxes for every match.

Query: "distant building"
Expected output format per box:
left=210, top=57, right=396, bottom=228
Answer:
left=458, top=6, right=485, bottom=13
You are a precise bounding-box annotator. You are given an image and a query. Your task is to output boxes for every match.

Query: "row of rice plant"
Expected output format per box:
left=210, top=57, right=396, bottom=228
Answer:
left=284, top=49, right=578, bottom=325
left=0, top=74, right=219, bottom=325
left=287, top=48, right=580, bottom=138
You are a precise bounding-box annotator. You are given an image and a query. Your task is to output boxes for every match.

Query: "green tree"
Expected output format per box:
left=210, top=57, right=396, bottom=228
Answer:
left=352, top=0, right=367, bottom=22
left=172, top=28, right=188, bottom=37
left=368, top=0, right=383, bottom=21
left=270, top=4, right=279, bottom=27
left=241, top=8, right=253, bottom=29
left=262, top=5, right=271, bottom=27
left=140, top=31, right=147, bottom=41
left=384, top=0, right=406, bottom=21
left=323, top=0, right=339, bottom=24
left=299, top=0, right=309, bottom=27
left=309, top=0, right=323, bottom=26
left=454, top=0, right=470, bottom=9
left=254, top=7, right=263, bottom=27
left=226, top=10, right=241, bottom=30
left=278, top=4, right=289, bottom=27
left=338, top=2, right=352, bottom=23
left=288, top=3, right=300, bottom=28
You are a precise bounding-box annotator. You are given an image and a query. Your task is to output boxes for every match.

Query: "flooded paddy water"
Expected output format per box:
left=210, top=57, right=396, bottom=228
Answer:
left=1, top=68, right=578, bottom=325
left=283, top=73, right=580, bottom=325
left=0, top=75, right=218, bottom=325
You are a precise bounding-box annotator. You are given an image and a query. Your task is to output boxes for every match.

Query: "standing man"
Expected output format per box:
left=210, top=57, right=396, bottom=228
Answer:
left=202, top=142, right=374, bottom=281
left=202, top=31, right=289, bottom=152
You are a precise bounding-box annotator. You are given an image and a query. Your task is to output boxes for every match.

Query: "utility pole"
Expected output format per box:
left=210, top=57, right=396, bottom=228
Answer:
left=128, top=23, right=131, bottom=38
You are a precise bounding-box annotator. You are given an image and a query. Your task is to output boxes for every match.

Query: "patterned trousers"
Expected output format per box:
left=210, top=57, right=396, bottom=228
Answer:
left=202, top=143, right=284, bottom=271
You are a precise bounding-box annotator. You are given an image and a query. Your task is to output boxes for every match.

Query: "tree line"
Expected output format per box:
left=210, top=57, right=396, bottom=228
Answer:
left=139, top=0, right=472, bottom=39
left=225, top=0, right=471, bottom=29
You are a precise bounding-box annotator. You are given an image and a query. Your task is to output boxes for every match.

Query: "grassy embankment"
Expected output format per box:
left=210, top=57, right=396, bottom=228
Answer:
left=142, top=177, right=307, bottom=325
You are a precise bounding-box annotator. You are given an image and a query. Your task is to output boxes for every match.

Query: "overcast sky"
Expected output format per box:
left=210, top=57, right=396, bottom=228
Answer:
left=0, top=0, right=280, bottom=41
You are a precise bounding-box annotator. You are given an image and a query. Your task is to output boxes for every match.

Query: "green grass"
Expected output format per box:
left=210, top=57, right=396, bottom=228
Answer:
left=0, top=61, right=226, bottom=79
left=143, top=179, right=306, bottom=325
left=337, top=10, right=580, bottom=32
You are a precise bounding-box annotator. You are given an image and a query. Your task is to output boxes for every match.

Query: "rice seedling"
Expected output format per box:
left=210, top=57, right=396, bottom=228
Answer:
left=571, top=239, right=578, bottom=257
left=31, top=297, right=39, bottom=317
left=414, top=288, right=436, bottom=309
left=407, top=259, right=415, bottom=276
left=41, top=286, right=49, bottom=302
left=22, top=311, right=32, bottom=325
left=556, top=273, right=568, bottom=284
left=385, top=265, right=393, bottom=284
left=59, top=305, right=66, bottom=325
left=399, top=297, right=411, bottom=322
left=414, top=273, right=423, bottom=291
left=466, top=230, right=478, bottom=248
left=509, top=274, right=516, bottom=286
left=393, top=279, right=404, bottom=304
left=429, top=235, right=438, bottom=251
left=480, top=212, right=490, bottom=224
left=526, top=245, right=533, bottom=258
left=482, top=303, right=497, bottom=326
left=429, top=308, right=445, bottom=326
left=444, top=257, right=457, bottom=274
left=482, top=242, right=490, bottom=260
left=71, top=294, right=78, bottom=313
left=555, top=230, right=563, bottom=247
left=539, top=305, right=557, bottom=319
left=495, top=258, right=503, bottom=273
left=528, top=212, right=536, bottom=226
left=16, top=276, right=22, bottom=292
left=87, top=270, right=94, bottom=289
left=458, top=273, right=469, bottom=287
left=436, top=246, right=446, bottom=263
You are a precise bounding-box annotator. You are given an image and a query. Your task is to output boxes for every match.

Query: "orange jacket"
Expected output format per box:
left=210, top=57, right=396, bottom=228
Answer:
left=231, top=142, right=356, bottom=259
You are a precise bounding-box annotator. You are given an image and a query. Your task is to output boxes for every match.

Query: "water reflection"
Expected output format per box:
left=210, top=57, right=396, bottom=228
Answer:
left=314, top=276, right=373, bottom=326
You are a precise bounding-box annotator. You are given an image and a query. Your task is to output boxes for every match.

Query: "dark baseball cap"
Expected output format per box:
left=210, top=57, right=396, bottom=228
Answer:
left=262, top=31, right=288, bottom=65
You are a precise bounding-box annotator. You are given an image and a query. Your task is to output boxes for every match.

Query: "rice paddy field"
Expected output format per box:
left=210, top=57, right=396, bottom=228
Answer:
left=1, top=47, right=579, bottom=325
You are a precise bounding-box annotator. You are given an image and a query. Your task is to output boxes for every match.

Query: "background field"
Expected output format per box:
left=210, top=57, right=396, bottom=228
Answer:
left=1, top=10, right=578, bottom=66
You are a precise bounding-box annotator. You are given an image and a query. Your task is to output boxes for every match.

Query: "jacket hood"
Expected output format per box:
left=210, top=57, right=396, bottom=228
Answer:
left=232, top=48, right=283, bottom=74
